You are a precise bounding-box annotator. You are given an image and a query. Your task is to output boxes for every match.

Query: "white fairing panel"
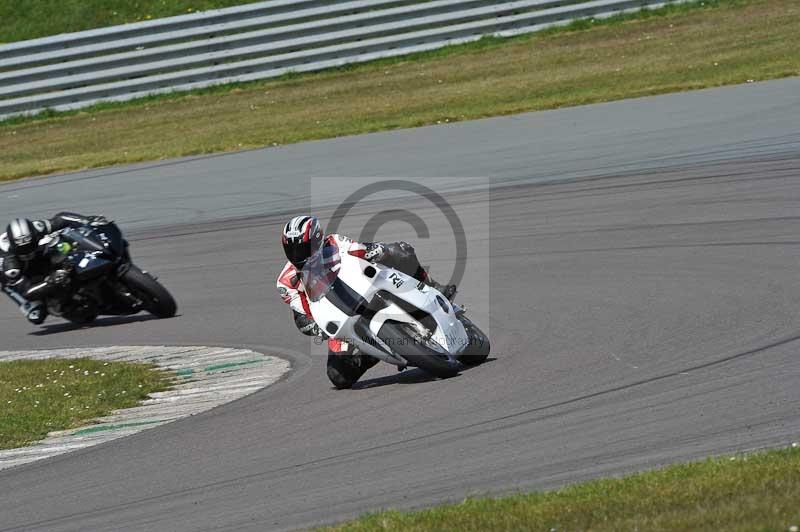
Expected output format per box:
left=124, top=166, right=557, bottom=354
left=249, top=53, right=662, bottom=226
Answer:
left=307, top=253, right=467, bottom=366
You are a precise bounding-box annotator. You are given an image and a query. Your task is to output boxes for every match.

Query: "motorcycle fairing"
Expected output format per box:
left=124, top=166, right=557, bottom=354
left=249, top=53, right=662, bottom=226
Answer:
left=307, top=253, right=468, bottom=367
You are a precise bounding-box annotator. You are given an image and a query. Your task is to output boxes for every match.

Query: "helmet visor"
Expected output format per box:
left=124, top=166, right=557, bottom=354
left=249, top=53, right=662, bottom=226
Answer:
left=285, top=239, right=313, bottom=269
left=13, top=240, right=36, bottom=261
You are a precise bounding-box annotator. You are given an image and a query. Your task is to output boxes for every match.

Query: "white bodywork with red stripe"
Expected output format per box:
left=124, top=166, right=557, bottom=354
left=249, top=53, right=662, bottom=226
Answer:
left=302, top=249, right=467, bottom=368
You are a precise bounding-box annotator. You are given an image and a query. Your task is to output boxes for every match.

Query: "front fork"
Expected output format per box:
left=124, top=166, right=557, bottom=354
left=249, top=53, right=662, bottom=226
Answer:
left=114, top=262, right=147, bottom=311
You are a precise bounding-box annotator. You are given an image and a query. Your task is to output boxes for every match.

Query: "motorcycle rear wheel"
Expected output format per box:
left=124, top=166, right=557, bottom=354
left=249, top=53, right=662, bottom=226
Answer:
left=378, top=322, right=459, bottom=379
left=121, top=265, right=177, bottom=318
left=64, top=308, right=98, bottom=325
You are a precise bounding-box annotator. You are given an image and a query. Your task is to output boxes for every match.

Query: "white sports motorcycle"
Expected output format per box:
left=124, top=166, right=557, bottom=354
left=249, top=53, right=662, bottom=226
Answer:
left=302, top=246, right=490, bottom=379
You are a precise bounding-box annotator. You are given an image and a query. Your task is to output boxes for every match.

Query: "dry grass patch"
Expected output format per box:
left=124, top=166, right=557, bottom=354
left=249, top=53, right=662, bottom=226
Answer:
left=0, top=0, right=798, bottom=180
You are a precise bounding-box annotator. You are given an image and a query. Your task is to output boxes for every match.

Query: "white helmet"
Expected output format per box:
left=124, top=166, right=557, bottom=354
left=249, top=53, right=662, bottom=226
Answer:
left=6, top=218, right=41, bottom=260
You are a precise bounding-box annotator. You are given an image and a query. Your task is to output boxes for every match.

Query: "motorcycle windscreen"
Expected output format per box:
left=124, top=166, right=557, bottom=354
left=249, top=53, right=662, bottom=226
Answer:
left=300, top=245, right=342, bottom=302
left=62, top=228, right=105, bottom=253
left=96, top=223, right=125, bottom=256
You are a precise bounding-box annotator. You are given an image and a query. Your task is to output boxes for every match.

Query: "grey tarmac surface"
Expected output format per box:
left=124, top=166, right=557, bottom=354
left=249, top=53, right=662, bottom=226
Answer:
left=0, top=78, right=799, bottom=531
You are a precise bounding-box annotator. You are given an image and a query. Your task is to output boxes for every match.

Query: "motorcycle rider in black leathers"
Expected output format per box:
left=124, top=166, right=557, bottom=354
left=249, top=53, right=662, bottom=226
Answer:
left=0, top=213, right=107, bottom=325
left=277, top=215, right=457, bottom=389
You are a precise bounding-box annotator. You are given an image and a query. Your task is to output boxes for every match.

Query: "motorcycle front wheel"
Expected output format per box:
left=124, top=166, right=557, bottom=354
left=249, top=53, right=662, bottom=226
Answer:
left=121, top=265, right=177, bottom=318
left=456, top=315, right=490, bottom=366
left=378, top=322, right=459, bottom=379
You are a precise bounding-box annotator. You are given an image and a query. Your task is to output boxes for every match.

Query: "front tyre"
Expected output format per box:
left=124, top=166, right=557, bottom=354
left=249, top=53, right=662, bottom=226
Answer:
left=378, top=322, right=459, bottom=379
left=456, top=315, right=490, bottom=366
left=121, top=265, right=177, bottom=318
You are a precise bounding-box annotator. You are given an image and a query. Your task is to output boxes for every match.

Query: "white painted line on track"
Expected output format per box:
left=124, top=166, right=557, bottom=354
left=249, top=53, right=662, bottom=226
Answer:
left=0, top=346, right=290, bottom=471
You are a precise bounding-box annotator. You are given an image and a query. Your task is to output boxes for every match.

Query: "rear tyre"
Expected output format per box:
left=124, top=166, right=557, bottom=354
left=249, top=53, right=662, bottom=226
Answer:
left=378, top=322, right=459, bottom=379
left=121, top=265, right=177, bottom=318
left=456, top=315, right=490, bottom=366
left=65, top=310, right=98, bottom=325
left=60, top=299, right=98, bottom=325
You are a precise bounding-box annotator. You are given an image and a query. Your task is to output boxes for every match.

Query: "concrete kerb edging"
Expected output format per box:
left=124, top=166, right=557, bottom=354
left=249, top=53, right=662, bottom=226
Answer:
left=0, top=345, right=291, bottom=471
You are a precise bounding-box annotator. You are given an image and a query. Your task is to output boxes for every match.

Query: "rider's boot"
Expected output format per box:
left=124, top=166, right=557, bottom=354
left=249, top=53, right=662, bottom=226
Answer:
left=419, top=269, right=457, bottom=301
left=2, top=283, right=48, bottom=325
left=21, top=273, right=70, bottom=326
left=326, top=343, right=379, bottom=389
left=24, top=302, right=47, bottom=325
left=382, top=242, right=457, bottom=301
left=432, top=281, right=457, bottom=302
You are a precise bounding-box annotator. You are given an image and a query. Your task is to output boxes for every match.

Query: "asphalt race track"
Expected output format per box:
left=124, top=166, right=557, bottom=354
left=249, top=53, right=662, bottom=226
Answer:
left=0, top=78, right=799, bottom=531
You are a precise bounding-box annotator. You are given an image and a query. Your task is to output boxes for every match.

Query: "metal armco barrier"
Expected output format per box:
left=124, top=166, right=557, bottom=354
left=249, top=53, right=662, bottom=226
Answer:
left=0, top=0, right=690, bottom=119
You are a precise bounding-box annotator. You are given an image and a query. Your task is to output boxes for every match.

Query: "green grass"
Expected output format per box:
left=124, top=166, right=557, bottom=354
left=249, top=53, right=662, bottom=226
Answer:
left=0, top=0, right=432, bottom=43
left=0, top=0, right=797, bottom=180
left=0, top=0, right=262, bottom=43
left=0, top=358, right=173, bottom=450
left=321, top=446, right=800, bottom=531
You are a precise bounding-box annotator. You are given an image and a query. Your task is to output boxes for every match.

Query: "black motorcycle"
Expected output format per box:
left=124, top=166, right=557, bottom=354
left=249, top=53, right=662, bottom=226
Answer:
left=43, top=221, right=177, bottom=324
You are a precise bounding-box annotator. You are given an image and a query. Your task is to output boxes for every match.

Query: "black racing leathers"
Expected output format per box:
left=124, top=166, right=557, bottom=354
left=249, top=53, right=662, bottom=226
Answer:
left=0, top=212, right=100, bottom=322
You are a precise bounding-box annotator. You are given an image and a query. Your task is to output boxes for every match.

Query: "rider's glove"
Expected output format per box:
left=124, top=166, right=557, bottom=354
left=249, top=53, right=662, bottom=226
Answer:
left=364, top=243, right=385, bottom=262
left=56, top=241, right=73, bottom=255
left=299, top=321, right=321, bottom=337
left=49, top=269, right=70, bottom=287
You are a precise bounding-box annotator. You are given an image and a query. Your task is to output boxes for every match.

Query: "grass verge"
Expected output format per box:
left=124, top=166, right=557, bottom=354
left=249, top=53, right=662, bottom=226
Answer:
left=0, top=0, right=261, bottom=43
left=0, top=0, right=798, bottom=181
left=321, top=446, right=800, bottom=531
left=0, top=357, right=173, bottom=450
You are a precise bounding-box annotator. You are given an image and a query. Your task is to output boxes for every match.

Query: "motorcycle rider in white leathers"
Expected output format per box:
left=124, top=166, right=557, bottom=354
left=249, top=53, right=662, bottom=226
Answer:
left=277, top=215, right=456, bottom=389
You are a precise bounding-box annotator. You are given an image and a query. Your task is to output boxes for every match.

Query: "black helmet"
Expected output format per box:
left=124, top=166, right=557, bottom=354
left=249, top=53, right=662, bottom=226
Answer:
left=282, top=215, right=323, bottom=269
left=6, top=218, right=41, bottom=260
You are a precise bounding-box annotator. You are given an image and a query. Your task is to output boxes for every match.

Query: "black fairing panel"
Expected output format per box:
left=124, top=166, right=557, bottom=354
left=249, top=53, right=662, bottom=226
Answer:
left=64, top=223, right=125, bottom=257
left=98, top=223, right=125, bottom=256
left=72, top=256, right=115, bottom=281
left=67, top=230, right=106, bottom=253
left=326, top=278, right=369, bottom=316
